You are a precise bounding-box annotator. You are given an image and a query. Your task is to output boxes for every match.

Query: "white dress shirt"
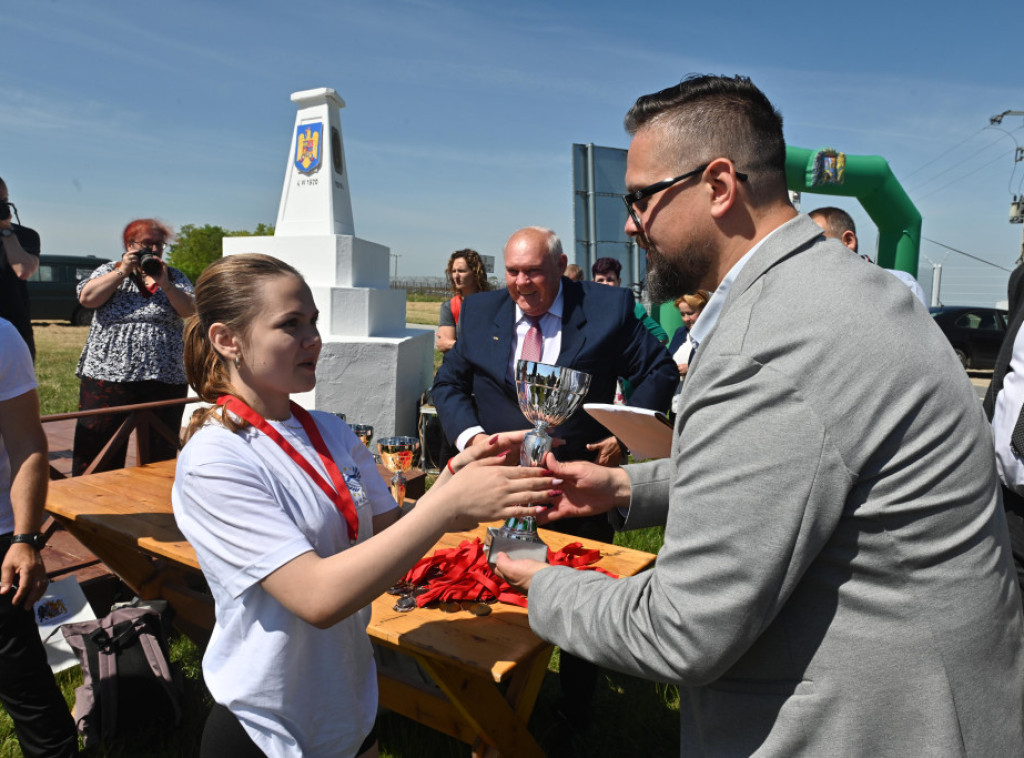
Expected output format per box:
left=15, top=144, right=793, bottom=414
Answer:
left=456, top=283, right=565, bottom=451
left=994, top=323, right=1024, bottom=493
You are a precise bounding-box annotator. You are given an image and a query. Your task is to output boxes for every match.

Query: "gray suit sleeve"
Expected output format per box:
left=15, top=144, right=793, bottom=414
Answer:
left=528, top=353, right=854, bottom=685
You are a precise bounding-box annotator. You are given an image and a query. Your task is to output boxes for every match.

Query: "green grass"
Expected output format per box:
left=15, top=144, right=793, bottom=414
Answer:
left=18, top=313, right=678, bottom=757
left=405, top=292, right=447, bottom=303
left=33, top=322, right=89, bottom=415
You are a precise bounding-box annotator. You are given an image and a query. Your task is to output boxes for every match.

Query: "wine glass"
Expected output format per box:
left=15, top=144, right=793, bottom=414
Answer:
left=377, top=436, right=420, bottom=510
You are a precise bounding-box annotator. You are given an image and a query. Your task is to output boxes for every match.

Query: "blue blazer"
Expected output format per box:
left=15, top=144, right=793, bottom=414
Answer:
left=666, top=325, right=689, bottom=358
left=432, top=278, right=677, bottom=462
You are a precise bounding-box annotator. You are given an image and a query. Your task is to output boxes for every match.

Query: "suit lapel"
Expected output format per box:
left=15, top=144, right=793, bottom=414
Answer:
left=490, top=297, right=517, bottom=391
left=557, top=279, right=587, bottom=367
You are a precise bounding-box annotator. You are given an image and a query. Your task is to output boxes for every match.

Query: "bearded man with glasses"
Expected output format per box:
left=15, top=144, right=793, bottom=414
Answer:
left=497, top=74, right=1024, bottom=755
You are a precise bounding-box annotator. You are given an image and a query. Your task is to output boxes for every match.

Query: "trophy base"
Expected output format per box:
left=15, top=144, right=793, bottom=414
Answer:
left=484, top=527, right=550, bottom=567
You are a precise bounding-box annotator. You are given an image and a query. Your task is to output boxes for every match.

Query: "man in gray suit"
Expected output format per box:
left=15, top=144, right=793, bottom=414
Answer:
left=496, top=74, right=1024, bottom=755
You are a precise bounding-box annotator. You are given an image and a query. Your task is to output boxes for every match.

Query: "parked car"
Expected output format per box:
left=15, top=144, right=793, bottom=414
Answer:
left=929, top=305, right=1008, bottom=370
left=28, top=255, right=111, bottom=326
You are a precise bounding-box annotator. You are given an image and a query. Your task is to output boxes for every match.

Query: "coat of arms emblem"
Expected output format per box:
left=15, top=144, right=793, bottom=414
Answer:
left=294, top=123, right=323, bottom=174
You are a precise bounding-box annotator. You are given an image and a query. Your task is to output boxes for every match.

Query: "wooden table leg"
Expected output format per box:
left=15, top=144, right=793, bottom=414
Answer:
left=47, top=516, right=214, bottom=644
left=416, top=654, right=548, bottom=758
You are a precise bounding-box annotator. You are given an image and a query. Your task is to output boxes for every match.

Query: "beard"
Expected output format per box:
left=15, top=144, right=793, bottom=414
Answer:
left=644, top=237, right=715, bottom=303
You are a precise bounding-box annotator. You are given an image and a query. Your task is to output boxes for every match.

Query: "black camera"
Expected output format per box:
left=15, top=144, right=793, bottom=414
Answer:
left=140, top=252, right=163, bottom=276
left=0, top=202, right=11, bottom=221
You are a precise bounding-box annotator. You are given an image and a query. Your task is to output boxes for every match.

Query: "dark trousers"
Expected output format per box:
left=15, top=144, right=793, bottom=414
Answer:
left=1000, top=486, right=1024, bottom=598
left=543, top=513, right=614, bottom=726
left=72, top=378, right=187, bottom=476
left=0, top=542, right=78, bottom=757
left=201, top=703, right=377, bottom=758
left=200, top=704, right=265, bottom=758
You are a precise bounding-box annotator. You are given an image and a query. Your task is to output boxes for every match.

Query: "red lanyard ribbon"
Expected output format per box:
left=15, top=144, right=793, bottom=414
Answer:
left=217, top=396, right=359, bottom=542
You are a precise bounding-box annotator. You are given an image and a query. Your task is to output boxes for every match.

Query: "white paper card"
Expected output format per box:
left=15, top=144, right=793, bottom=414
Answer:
left=584, top=403, right=673, bottom=461
left=34, top=576, right=97, bottom=673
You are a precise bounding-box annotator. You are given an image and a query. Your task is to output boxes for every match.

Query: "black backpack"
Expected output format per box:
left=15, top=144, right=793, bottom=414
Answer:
left=60, top=599, right=182, bottom=747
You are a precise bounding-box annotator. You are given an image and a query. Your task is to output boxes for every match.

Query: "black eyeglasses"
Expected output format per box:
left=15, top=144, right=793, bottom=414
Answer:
left=622, top=164, right=748, bottom=230
left=133, top=239, right=165, bottom=252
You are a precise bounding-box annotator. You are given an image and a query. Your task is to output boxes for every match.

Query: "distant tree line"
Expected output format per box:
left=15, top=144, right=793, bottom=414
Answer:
left=166, top=223, right=274, bottom=283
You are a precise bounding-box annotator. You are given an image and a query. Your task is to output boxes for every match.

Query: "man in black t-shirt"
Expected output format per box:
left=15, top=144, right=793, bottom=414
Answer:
left=0, top=178, right=40, bottom=360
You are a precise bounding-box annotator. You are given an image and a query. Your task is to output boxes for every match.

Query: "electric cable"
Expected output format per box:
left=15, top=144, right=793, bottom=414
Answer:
left=907, top=128, right=1017, bottom=193
left=921, top=236, right=1012, bottom=272
left=902, top=125, right=987, bottom=181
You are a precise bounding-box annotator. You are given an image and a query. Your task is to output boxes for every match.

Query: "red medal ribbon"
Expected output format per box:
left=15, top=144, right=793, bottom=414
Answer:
left=217, top=396, right=359, bottom=542
left=400, top=538, right=618, bottom=609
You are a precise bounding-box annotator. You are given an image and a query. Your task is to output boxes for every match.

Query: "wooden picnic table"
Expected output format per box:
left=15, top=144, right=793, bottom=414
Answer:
left=44, top=459, right=656, bottom=757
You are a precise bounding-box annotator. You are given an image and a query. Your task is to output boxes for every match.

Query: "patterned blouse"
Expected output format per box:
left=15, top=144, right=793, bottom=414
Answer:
left=76, top=261, right=194, bottom=383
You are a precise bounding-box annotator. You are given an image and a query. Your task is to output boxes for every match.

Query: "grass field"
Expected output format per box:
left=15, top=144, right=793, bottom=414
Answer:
left=15, top=307, right=677, bottom=757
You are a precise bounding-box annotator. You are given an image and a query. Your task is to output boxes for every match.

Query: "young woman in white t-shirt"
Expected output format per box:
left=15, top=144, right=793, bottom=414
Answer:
left=172, top=254, right=556, bottom=758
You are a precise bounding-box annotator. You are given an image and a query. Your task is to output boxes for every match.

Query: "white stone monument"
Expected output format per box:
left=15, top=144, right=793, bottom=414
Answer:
left=222, top=87, right=434, bottom=437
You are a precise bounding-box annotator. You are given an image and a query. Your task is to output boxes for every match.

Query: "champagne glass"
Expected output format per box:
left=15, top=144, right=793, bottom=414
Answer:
left=377, top=436, right=420, bottom=510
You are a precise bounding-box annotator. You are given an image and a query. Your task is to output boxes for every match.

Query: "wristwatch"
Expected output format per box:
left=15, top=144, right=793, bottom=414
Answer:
left=10, top=533, right=47, bottom=550
left=0, top=229, right=12, bottom=238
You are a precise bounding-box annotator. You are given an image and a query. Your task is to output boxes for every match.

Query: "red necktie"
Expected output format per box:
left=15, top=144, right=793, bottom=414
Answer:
left=521, top=315, right=543, bottom=362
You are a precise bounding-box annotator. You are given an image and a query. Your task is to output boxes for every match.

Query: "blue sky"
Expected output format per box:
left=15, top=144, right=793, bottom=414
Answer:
left=4, top=1, right=1022, bottom=305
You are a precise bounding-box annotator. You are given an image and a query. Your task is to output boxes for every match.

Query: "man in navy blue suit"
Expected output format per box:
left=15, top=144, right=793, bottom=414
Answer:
left=432, top=225, right=676, bottom=744
left=433, top=226, right=676, bottom=477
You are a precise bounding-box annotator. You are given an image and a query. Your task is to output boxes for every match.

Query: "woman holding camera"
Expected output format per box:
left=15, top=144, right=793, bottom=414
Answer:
left=71, top=218, right=195, bottom=475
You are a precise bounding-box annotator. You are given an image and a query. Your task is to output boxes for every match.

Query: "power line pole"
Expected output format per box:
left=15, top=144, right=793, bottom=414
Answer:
left=990, top=111, right=1024, bottom=265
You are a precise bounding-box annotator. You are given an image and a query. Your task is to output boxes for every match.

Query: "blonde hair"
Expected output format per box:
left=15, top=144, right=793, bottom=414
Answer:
left=182, top=254, right=304, bottom=443
left=675, top=289, right=711, bottom=310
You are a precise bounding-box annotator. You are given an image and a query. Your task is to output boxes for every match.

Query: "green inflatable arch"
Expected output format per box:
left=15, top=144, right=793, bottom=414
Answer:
left=655, top=145, right=921, bottom=336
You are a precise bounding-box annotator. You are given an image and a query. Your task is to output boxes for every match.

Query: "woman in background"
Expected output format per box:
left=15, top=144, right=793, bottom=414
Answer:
left=173, top=253, right=554, bottom=758
left=72, top=218, right=194, bottom=475
left=668, top=289, right=710, bottom=414
left=435, top=248, right=490, bottom=354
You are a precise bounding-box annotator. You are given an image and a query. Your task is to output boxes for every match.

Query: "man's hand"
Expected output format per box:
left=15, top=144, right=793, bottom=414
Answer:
left=535, top=452, right=631, bottom=526
left=1, top=543, right=48, bottom=610
left=586, top=435, right=625, bottom=467
left=494, top=553, right=547, bottom=595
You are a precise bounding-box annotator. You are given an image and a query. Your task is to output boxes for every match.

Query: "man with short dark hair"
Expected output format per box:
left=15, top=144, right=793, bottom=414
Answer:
left=497, top=75, right=1024, bottom=755
left=0, top=178, right=40, bottom=359
left=591, top=256, right=668, bottom=345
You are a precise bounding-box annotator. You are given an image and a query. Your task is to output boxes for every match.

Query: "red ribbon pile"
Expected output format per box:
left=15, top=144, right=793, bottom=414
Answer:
left=400, top=538, right=618, bottom=609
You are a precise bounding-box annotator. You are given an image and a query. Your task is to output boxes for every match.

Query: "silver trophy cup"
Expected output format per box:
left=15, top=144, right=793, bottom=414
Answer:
left=485, top=360, right=592, bottom=565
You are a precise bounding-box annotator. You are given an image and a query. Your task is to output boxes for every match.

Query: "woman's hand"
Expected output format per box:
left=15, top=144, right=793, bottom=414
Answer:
left=423, top=455, right=561, bottom=533
left=678, top=363, right=689, bottom=377
left=440, top=430, right=564, bottom=481
left=120, top=249, right=141, bottom=276
left=149, top=257, right=171, bottom=288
